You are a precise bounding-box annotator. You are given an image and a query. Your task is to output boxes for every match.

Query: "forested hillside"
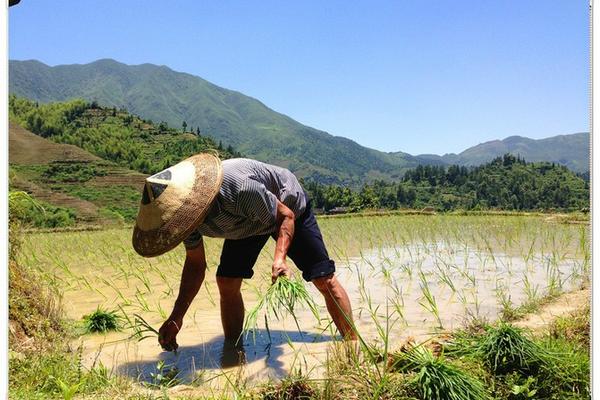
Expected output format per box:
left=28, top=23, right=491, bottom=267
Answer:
left=304, top=154, right=589, bottom=212
left=9, top=95, right=239, bottom=174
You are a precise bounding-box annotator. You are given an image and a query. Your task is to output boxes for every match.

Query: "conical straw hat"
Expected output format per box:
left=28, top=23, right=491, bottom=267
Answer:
left=132, top=153, right=223, bottom=257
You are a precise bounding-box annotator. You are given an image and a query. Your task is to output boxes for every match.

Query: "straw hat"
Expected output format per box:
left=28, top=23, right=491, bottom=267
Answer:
left=132, top=153, right=223, bottom=257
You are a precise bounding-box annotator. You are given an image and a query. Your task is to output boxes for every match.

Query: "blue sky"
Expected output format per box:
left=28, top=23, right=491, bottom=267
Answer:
left=9, top=0, right=589, bottom=155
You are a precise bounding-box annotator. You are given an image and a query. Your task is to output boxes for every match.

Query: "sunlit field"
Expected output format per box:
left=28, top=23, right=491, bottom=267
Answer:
left=19, top=214, right=590, bottom=394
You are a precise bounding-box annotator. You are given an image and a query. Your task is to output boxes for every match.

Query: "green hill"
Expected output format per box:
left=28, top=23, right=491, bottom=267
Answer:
left=416, top=133, right=589, bottom=173
left=8, top=96, right=240, bottom=226
left=9, top=59, right=439, bottom=185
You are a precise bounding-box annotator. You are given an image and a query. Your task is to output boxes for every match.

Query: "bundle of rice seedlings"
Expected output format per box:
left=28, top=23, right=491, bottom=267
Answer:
left=82, top=307, right=121, bottom=333
left=391, top=345, right=490, bottom=400
left=476, top=323, right=547, bottom=375
left=242, top=276, right=320, bottom=342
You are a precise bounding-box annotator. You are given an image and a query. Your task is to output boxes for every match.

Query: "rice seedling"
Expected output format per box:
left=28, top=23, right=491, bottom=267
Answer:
left=129, top=313, right=160, bottom=342
left=418, top=270, right=443, bottom=329
left=133, top=288, right=151, bottom=312
left=389, top=281, right=407, bottom=326
left=434, top=259, right=457, bottom=294
left=521, top=273, right=539, bottom=306
left=83, top=307, right=121, bottom=333
left=145, top=360, right=181, bottom=388
left=242, top=276, right=320, bottom=343
left=259, top=372, right=317, bottom=400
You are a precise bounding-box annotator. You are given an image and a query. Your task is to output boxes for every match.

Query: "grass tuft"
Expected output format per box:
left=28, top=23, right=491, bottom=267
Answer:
left=548, top=304, right=590, bottom=351
left=82, top=307, right=121, bottom=333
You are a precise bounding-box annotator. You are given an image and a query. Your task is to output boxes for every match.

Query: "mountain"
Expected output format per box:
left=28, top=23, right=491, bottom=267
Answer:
left=9, top=59, right=590, bottom=180
left=419, top=133, right=589, bottom=173
left=9, top=59, right=428, bottom=185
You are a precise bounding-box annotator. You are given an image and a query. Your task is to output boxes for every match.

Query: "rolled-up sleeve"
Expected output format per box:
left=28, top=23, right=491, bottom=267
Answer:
left=236, top=179, right=278, bottom=227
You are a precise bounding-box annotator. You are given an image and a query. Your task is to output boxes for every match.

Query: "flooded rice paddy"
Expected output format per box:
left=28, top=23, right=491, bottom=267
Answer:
left=20, top=214, right=589, bottom=390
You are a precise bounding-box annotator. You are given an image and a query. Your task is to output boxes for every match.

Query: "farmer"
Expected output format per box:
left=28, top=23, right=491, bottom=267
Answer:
left=132, top=153, right=356, bottom=351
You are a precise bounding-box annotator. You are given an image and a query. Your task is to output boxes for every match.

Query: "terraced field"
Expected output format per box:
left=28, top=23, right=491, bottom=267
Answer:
left=9, top=122, right=146, bottom=224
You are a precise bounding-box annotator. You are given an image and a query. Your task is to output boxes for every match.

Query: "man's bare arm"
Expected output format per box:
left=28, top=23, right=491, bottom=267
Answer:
left=271, top=200, right=295, bottom=283
left=158, top=241, right=207, bottom=350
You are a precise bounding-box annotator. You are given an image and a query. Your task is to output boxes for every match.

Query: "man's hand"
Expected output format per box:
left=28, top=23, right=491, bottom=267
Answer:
left=272, top=259, right=292, bottom=283
left=159, top=244, right=206, bottom=352
left=158, top=318, right=181, bottom=352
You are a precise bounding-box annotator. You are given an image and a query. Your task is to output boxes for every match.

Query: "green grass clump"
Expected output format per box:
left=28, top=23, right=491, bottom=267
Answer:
left=82, top=307, right=121, bottom=333
left=391, top=346, right=489, bottom=400
left=447, top=323, right=549, bottom=375
left=447, top=321, right=590, bottom=399
left=242, top=276, right=320, bottom=342
left=476, top=323, right=547, bottom=375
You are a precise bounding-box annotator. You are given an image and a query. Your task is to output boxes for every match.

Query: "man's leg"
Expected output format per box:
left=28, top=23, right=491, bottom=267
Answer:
left=313, top=274, right=357, bottom=340
left=216, top=276, right=244, bottom=342
left=284, top=200, right=357, bottom=340
left=216, top=235, right=270, bottom=342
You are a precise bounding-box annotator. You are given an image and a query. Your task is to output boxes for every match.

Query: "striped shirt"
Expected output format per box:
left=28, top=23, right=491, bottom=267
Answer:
left=183, top=158, right=307, bottom=249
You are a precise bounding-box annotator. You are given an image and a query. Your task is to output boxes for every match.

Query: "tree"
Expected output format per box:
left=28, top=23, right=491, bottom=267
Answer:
left=182, top=121, right=188, bottom=132
left=396, top=185, right=406, bottom=204
left=406, top=188, right=417, bottom=207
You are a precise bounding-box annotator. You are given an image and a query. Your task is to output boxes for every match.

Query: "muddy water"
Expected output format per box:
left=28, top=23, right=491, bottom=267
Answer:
left=66, top=241, right=584, bottom=388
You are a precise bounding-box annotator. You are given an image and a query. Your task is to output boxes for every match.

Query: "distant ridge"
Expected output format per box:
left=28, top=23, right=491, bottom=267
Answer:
left=9, top=59, right=590, bottom=181
left=422, top=133, right=589, bottom=173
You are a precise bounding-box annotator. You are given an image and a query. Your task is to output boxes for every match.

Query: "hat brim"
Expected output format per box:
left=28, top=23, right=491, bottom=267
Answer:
left=132, top=153, right=223, bottom=257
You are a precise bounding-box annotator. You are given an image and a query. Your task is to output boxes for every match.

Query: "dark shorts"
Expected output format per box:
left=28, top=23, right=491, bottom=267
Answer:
left=216, top=202, right=335, bottom=282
